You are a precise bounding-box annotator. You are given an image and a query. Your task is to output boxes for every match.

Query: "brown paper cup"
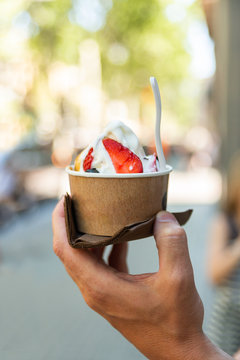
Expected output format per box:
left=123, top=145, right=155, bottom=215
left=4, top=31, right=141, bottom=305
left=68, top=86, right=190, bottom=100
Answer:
left=64, top=193, right=193, bottom=248
left=66, top=165, right=172, bottom=236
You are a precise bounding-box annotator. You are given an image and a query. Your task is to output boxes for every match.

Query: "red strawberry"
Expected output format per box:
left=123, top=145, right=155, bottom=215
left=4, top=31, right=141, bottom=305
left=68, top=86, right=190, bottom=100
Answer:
left=83, top=147, right=94, bottom=171
left=102, top=138, right=143, bottom=173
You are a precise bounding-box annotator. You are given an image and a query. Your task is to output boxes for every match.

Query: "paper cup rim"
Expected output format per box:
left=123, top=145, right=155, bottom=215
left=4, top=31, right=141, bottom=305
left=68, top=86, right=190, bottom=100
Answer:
left=65, top=164, right=172, bottom=178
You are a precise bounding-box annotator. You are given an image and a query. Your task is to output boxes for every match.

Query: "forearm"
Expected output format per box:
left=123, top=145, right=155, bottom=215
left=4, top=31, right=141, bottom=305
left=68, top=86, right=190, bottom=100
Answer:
left=209, top=240, right=240, bottom=283
left=114, top=324, right=232, bottom=360
left=158, top=335, right=232, bottom=360
left=161, top=335, right=232, bottom=360
left=187, top=335, right=233, bottom=360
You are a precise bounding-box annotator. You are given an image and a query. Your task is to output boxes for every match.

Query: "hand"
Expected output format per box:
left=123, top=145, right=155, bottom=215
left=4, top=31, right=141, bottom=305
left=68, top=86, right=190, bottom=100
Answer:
left=52, top=198, right=231, bottom=360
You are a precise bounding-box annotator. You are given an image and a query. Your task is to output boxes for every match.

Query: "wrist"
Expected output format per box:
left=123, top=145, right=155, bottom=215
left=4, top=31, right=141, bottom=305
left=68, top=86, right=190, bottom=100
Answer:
left=146, top=332, right=232, bottom=360
left=174, top=333, right=232, bottom=360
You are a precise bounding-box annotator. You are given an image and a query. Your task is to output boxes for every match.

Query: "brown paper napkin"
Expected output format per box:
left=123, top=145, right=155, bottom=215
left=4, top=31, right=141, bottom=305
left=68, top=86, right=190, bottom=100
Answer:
left=64, top=194, right=193, bottom=249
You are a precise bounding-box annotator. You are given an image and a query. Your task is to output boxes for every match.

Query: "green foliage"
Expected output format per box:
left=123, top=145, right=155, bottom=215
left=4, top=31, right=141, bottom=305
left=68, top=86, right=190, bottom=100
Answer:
left=28, top=0, right=84, bottom=65
left=99, top=0, right=190, bottom=95
left=0, top=0, right=204, bottom=135
left=26, top=0, right=191, bottom=89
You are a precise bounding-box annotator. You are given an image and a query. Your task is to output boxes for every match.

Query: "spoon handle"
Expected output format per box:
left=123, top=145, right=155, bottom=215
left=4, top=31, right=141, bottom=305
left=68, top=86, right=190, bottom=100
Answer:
left=150, top=76, right=166, bottom=171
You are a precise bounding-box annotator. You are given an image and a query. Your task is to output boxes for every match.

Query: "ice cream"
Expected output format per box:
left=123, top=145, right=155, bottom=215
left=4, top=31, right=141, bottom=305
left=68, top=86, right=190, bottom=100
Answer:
left=74, top=121, right=158, bottom=174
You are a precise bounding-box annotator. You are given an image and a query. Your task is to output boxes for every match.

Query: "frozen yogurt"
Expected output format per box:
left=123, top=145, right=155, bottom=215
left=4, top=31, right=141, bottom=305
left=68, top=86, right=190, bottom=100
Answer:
left=74, top=121, right=158, bottom=174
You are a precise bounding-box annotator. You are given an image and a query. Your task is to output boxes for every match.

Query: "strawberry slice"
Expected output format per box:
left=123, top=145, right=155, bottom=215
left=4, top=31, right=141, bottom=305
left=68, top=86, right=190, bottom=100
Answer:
left=83, top=147, right=94, bottom=171
left=102, top=138, right=143, bottom=173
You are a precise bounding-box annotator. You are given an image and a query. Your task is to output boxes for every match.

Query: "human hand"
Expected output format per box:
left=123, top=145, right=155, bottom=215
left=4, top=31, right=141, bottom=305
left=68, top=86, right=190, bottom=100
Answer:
left=52, top=199, right=231, bottom=360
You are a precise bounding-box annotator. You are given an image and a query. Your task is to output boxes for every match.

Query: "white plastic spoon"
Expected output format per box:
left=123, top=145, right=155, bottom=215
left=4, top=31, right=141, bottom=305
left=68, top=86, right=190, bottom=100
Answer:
left=150, top=76, right=166, bottom=171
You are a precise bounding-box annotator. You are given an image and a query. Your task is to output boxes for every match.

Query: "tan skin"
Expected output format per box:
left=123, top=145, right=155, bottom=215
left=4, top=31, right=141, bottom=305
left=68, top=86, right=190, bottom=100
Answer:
left=52, top=198, right=232, bottom=360
left=207, top=206, right=240, bottom=285
left=234, top=350, right=240, bottom=360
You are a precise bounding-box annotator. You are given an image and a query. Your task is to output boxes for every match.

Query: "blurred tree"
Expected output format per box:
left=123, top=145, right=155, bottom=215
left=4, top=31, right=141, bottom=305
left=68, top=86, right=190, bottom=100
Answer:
left=0, top=0, right=205, bottom=146
left=27, top=0, right=191, bottom=82
left=100, top=0, right=189, bottom=94
left=203, top=0, right=240, bottom=173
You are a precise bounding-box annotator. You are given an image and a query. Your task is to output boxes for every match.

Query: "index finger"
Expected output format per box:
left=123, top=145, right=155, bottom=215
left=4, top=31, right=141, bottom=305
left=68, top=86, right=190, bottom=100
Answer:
left=52, top=199, right=138, bottom=312
left=52, top=198, right=109, bottom=282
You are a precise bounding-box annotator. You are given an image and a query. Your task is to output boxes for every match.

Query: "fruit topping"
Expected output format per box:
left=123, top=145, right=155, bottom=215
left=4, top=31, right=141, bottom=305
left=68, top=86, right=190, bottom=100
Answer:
left=74, top=152, right=82, bottom=171
left=102, top=138, right=143, bottom=173
left=83, top=147, right=94, bottom=171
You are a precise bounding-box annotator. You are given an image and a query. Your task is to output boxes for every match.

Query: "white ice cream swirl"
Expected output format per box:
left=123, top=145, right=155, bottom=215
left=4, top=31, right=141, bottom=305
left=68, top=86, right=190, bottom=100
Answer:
left=77, top=121, right=158, bottom=174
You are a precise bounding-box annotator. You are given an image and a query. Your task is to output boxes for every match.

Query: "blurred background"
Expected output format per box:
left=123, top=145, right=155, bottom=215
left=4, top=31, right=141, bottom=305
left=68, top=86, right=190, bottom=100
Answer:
left=0, top=0, right=239, bottom=359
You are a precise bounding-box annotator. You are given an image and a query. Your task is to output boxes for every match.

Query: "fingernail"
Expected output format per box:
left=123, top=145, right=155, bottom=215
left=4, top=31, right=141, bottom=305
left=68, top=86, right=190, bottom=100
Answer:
left=156, top=212, right=178, bottom=223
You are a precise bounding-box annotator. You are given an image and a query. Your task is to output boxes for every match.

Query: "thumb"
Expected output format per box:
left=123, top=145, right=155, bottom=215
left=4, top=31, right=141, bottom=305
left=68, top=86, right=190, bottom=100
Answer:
left=153, top=211, right=192, bottom=273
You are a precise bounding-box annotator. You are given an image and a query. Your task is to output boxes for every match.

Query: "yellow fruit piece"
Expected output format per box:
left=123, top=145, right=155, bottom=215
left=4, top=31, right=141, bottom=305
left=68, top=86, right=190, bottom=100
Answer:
left=74, top=151, right=83, bottom=171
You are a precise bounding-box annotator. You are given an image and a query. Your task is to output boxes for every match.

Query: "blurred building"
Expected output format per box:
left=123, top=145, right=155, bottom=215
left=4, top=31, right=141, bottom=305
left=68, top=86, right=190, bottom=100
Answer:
left=202, top=0, right=240, bottom=174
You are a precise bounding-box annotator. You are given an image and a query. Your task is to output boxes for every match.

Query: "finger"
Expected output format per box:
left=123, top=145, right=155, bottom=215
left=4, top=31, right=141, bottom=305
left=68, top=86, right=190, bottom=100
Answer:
left=52, top=197, right=68, bottom=256
left=90, top=247, right=105, bottom=261
left=52, top=199, right=134, bottom=307
left=153, top=211, right=193, bottom=274
left=52, top=198, right=106, bottom=278
left=108, top=243, right=128, bottom=273
left=52, top=199, right=149, bottom=318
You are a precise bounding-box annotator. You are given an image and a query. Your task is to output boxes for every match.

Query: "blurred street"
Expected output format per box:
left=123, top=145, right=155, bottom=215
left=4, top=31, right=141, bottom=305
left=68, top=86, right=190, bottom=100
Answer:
left=0, top=195, right=216, bottom=360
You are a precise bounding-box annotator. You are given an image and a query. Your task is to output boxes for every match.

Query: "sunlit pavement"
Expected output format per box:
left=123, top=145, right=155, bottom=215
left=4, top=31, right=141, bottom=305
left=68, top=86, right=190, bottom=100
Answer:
left=0, top=169, right=219, bottom=360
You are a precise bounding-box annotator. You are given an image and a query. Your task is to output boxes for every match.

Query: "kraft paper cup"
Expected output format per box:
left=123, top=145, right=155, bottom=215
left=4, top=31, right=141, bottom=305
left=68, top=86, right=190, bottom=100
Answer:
left=66, top=165, right=172, bottom=236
